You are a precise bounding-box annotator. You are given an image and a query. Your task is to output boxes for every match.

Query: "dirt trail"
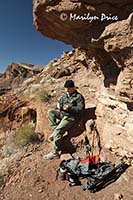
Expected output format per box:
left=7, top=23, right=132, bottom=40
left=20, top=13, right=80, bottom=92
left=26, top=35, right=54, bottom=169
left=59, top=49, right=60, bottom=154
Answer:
left=0, top=142, right=132, bottom=200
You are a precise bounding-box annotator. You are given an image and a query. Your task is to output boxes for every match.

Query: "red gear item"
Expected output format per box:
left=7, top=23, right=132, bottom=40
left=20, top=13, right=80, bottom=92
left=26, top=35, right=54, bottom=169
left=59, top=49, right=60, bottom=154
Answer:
left=81, top=155, right=99, bottom=165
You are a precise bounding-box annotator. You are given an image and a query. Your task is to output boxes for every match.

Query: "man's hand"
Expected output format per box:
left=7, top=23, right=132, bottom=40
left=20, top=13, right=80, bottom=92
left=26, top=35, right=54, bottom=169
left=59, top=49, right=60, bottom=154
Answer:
left=63, top=104, right=70, bottom=111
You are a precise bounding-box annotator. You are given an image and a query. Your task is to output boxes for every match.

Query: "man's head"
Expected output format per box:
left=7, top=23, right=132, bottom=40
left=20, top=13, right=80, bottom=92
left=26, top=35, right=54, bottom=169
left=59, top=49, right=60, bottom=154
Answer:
left=64, top=80, right=75, bottom=95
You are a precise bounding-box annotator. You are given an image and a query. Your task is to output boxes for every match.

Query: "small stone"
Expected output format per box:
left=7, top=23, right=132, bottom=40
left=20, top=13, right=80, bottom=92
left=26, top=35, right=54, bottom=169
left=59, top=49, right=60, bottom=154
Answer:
left=105, top=143, right=112, bottom=150
left=38, top=189, right=43, bottom=193
left=114, top=193, right=123, bottom=200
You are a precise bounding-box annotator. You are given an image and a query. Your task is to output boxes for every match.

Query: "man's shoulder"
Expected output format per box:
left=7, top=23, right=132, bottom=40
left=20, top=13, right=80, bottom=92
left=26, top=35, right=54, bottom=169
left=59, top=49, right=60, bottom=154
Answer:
left=75, top=91, right=84, bottom=98
left=61, top=93, right=67, bottom=99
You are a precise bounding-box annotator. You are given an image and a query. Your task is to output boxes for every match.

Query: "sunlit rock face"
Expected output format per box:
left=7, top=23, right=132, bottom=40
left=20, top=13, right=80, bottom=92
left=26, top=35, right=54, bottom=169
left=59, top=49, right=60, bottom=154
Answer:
left=33, top=0, right=133, bottom=103
left=0, top=62, right=42, bottom=89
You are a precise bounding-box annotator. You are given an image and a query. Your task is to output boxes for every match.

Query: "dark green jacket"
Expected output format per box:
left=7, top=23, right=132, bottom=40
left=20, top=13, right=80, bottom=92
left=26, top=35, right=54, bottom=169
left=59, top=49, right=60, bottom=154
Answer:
left=59, top=90, right=85, bottom=118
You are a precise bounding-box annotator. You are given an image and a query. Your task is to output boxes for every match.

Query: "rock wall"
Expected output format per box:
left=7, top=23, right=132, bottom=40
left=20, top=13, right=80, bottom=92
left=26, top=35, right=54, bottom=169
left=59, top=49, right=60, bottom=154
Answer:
left=0, top=94, right=36, bottom=132
left=96, top=91, right=133, bottom=158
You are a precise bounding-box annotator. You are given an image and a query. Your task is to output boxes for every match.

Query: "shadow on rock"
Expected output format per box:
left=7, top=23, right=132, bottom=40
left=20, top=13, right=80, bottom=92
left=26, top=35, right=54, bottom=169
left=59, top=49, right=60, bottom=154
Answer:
left=60, top=107, right=96, bottom=154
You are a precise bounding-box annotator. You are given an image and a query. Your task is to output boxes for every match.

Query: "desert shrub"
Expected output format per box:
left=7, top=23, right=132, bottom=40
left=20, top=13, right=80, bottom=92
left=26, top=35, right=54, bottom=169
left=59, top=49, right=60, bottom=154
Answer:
left=13, top=123, right=38, bottom=147
left=34, top=88, right=51, bottom=103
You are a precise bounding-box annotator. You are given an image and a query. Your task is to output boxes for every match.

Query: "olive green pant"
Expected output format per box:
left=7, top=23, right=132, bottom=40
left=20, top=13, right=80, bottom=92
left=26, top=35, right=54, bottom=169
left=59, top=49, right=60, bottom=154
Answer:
left=48, top=109, right=76, bottom=153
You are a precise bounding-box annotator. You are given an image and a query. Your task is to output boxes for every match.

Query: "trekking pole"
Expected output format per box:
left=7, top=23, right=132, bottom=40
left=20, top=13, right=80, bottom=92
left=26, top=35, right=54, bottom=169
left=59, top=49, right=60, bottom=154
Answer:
left=84, top=134, right=91, bottom=156
left=84, top=120, right=102, bottom=158
left=91, top=120, right=102, bottom=157
left=90, top=120, right=96, bottom=156
left=95, top=125, right=102, bottom=156
left=83, top=120, right=95, bottom=156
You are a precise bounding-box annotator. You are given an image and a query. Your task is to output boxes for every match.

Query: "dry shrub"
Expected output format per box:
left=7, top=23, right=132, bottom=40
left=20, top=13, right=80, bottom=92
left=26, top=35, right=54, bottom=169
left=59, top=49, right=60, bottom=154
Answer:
left=34, top=88, right=51, bottom=103
left=13, top=123, right=38, bottom=147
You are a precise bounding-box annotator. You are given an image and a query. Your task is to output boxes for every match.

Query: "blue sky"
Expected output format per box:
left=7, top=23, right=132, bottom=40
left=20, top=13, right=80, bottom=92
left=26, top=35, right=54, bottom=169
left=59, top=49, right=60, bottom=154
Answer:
left=0, top=0, right=72, bottom=73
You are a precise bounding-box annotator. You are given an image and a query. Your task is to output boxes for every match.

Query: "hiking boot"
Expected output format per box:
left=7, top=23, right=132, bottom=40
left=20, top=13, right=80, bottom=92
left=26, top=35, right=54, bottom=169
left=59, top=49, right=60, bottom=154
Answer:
left=43, top=152, right=59, bottom=160
left=37, top=133, right=44, bottom=142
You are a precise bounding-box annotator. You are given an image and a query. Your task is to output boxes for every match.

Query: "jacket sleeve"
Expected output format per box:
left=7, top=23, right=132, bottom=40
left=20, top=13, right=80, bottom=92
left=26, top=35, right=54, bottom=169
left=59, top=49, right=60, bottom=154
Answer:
left=68, top=94, right=85, bottom=113
left=58, top=95, right=64, bottom=108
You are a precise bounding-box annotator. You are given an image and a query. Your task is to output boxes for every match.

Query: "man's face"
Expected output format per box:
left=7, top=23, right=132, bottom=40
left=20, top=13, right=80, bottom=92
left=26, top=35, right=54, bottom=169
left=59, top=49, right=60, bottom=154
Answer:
left=65, top=87, right=75, bottom=95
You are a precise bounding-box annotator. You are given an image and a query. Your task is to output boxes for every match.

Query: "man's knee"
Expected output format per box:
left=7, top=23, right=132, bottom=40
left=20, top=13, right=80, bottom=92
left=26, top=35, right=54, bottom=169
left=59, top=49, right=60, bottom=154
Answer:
left=47, top=109, right=56, bottom=117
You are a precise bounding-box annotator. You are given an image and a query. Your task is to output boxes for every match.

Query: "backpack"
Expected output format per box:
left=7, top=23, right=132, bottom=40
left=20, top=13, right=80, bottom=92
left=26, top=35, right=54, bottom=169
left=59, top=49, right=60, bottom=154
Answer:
left=58, top=156, right=128, bottom=192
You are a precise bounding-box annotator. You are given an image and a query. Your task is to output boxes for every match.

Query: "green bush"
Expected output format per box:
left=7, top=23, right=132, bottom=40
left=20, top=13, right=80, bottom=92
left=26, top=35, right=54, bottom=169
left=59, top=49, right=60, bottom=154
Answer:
left=13, top=123, right=38, bottom=147
left=34, top=88, right=51, bottom=103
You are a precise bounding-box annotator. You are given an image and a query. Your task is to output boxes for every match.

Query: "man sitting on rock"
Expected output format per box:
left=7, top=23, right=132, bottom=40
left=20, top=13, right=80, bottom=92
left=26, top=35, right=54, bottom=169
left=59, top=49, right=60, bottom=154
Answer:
left=43, top=80, right=85, bottom=160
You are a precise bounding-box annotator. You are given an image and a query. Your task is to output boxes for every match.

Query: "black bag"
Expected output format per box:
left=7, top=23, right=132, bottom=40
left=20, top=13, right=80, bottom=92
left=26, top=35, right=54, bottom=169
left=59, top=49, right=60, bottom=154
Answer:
left=58, top=157, right=128, bottom=192
left=83, top=162, right=128, bottom=192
